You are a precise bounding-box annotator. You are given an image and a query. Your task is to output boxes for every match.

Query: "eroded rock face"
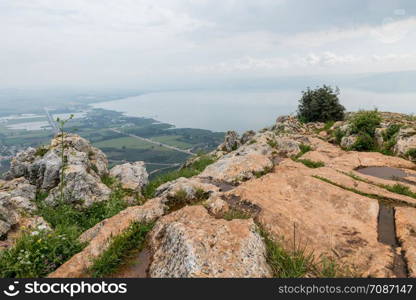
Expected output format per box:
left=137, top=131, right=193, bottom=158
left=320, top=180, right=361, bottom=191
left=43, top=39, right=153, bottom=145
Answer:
left=394, top=127, right=416, bottom=159
left=0, top=178, right=37, bottom=237
left=148, top=206, right=272, bottom=278
left=109, top=162, right=149, bottom=192
left=340, top=135, right=358, bottom=149
left=49, top=198, right=166, bottom=278
left=45, top=165, right=111, bottom=207
left=218, top=131, right=241, bottom=152
left=7, top=134, right=110, bottom=207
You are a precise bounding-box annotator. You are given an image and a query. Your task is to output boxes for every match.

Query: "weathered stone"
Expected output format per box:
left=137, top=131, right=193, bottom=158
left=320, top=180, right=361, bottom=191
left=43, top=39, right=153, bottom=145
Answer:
left=109, top=162, right=149, bottom=192
left=199, top=153, right=273, bottom=184
left=204, top=194, right=230, bottom=216
left=273, top=115, right=305, bottom=134
left=394, top=127, right=416, bottom=159
left=218, top=131, right=241, bottom=152
left=49, top=198, right=166, bottom=278
left=395, top=207, right=416, bottom=278
left=340, top=135, right=358, bottom=149
left=227, top=160, right=395, bottom=277
left=148, top=206, right=272, bottom=278
left=45, top=165, right=111, bottom=207
left=240, top=130, right=256, bottom=144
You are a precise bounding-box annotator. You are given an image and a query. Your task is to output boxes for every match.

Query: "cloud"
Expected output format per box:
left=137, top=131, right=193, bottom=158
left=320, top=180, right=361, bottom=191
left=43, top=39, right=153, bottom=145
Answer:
left=0, top=0, right=415, bottom=88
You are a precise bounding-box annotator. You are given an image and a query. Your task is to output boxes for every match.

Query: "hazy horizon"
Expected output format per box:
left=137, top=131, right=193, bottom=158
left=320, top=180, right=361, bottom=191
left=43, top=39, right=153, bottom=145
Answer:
left=1, top=0, right=416, bottom=90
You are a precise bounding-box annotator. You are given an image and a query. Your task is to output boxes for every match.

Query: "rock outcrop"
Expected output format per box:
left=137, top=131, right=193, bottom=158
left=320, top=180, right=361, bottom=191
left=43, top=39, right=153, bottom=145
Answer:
left=148, top=206, right=272, bottom=278
left=6, top=134, right=111, bottom=207
left=4, top=112, right=416, bottom=279
left=0, top=178, right=37, bottom=237
left=109, top=162, right=149, bottom=192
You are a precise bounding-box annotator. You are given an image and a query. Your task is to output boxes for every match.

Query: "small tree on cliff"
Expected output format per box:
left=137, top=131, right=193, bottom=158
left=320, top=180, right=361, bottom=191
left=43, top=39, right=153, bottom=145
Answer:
left=297, top=85, right=345, bottom=123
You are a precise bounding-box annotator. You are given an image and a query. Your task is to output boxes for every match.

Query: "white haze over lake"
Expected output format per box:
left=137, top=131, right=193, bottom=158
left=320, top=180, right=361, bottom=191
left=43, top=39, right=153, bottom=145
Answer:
left=92, top=89, right=416, bottom=133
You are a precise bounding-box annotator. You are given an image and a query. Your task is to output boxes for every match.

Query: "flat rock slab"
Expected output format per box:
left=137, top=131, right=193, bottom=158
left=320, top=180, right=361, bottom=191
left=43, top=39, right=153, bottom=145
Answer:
left=148, top=206, right=272, bottom=278
left=227, top=163, right=394, bottom=277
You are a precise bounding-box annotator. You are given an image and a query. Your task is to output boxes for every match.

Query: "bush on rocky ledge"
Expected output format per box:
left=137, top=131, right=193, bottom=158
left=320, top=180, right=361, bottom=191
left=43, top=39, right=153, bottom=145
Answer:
left=297, top=85, right=345, bottom=123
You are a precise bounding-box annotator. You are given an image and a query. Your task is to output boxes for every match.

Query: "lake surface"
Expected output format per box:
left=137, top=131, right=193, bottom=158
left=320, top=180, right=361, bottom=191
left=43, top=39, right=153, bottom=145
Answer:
left=92, top=89, right=416, bottom=133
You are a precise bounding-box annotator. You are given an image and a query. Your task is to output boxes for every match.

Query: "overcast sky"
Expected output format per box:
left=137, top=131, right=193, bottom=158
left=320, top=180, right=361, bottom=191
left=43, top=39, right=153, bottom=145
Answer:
left=1, top=0, right=416, bottom=89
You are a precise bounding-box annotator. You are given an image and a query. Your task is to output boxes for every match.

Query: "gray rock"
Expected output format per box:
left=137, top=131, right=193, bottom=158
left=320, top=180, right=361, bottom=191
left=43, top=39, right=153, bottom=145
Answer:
left=148, top=206, right=272, bottom=278
left=394, top=127, right=416, bottom=158
left=46, top=165, right=111, bottom=207
left=218, top=131, right=241, bottom=152
left=109, top=162, right=148, bottom=191
left=341, top=135, right=358, bottom=149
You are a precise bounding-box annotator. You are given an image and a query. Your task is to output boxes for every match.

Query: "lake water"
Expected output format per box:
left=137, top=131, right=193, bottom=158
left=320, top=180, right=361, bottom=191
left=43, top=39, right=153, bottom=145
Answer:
left=92, top=89, right=416, bottom=133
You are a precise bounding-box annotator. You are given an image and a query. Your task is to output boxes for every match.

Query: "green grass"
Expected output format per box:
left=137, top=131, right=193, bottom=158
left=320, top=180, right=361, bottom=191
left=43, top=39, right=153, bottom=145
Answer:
left=405, top=148, right=416, bottom=160
left=36, top=188, right=129, bottom=234
left=0, top=226, right=84, bottom=278
left=313, top=175, right=416, bottom=208
left=34, top=146, right=49, bottom=157
left=222, top=209, right=251, bottom=221
left=151, top=135, right=193, bottom=150
left=88, top=222, right=153, bottom=278
left=293, top=144, right=312, bottom=160
left=0, top=187, right=134, bottom=278
left=344, top=171, right=416, bottom=200
left=295, top=159, right=325, bottom=169
left=143, top=154, right=216, bottom=199
left=253, top=166, right=273, bottom=178
left=258, top=227, right=349, bottom=278
left=93, top=137, right=158, bottom=150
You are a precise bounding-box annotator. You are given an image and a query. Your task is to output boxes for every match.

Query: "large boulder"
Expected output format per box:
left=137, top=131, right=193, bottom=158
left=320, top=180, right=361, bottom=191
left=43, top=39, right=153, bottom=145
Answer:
left=0, top=178, right=37, bottom=237
left=148, top=206, right=272, bottom=278
left=109, top=162, right=148, bottom=192
left=273, top=115, right=306, bottom=134
left=45, top=165, right=111, bottom=207
left=7, top=134, right=110, bottom=207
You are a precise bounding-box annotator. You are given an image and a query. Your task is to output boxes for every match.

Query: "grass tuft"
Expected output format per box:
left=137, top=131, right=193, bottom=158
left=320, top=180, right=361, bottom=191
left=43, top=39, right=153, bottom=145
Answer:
left=88, top=222, right=153, bottom=278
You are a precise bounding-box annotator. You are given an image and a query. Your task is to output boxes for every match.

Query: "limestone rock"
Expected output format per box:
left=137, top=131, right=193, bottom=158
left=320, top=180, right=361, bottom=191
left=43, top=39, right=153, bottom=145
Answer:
left=273, top=115, right=305, bottom=134
left=218, top=131, right=241, bottom=152
left=0, top=178, right=37, bottom=237
left=49, top=198, right=166, bottom=278
left=204, top=194, right=230, bottom=216
left=148, top=206, right=272, bottom=278
left=226, top=161, right=395, bottom=277
left=45, top=165, right=111, bottom=207
left=240, top=130, right=256, bottom=144
left=109, top=162, right=149, bottom=192
left=199, top=153, right=273, bottom=184
left=7, top=134, right=108, bottom=189
left=340, top=135, right=358, bottom=149
left=394, top=127, right=416, bottom=159
left=155, top=177, right=219, bottom=207
left=395, top=207, right=416, bottom=277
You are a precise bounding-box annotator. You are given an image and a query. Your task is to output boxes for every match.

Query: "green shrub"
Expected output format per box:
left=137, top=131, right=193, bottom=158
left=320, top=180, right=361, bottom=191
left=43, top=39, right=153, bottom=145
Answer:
left=143, top=155, right=216, bottom=199
left=222, top=209, right=251, bottom=221
left=297, top=85, right=345, bottom=123
left=405, top=148, right=416, bottom=160
left=350, top=110, right=381, bottom=137
left=334, top=128, right=345, bottom=145
left=383, top=124, right=401, bottom=141
left=0, top=227, right=84, bottom=278
left=88, top=222, right=153, bottom=278
left=350, top=133, right=375, bottom=151
left=34, top=146, right=49, bottom=157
